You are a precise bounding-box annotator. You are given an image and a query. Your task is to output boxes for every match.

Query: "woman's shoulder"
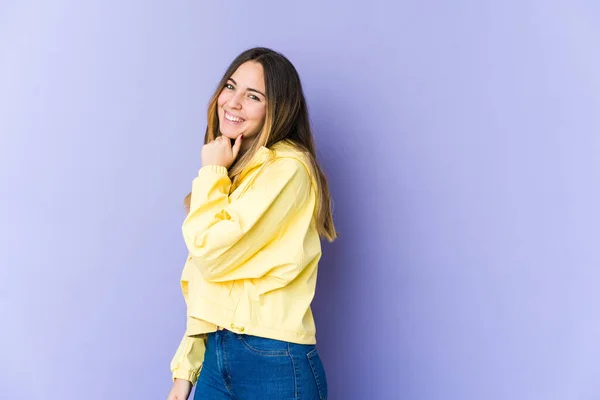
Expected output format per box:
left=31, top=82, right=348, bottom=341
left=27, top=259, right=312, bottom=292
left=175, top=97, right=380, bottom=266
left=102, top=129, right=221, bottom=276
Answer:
left=270, top=140, right=310, bottom=165
left=261, top=141, right=315, bottom=186
left=267, top=141, right=308, bottom=168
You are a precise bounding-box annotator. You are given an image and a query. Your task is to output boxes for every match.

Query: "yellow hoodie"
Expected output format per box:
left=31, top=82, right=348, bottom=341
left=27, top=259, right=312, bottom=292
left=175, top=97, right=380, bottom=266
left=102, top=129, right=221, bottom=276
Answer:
left=170, top=140, right=323, bottom=383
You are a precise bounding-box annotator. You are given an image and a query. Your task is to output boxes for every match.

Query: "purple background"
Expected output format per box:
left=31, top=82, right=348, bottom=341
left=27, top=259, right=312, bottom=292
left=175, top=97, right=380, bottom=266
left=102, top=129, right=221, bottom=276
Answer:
left=2, top=1, right=600, bottom=399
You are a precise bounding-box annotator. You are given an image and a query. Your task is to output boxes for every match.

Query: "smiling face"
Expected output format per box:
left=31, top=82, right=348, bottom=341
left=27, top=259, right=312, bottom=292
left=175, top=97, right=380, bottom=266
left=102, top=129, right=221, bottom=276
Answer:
left=217, top=61, right=267, bottom=147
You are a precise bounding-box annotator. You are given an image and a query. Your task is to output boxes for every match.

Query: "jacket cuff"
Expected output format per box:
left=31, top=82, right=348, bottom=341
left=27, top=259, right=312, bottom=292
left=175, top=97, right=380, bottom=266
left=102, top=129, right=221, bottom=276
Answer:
left=172, top=366, right=202, bottom=385
left=198, top=165, right=228, bottom=176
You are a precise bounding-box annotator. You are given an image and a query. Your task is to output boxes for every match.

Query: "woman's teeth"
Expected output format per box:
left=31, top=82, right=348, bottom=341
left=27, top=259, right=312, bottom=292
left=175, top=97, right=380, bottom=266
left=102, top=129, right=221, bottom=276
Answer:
left=226, top=112, right=244, bottom=122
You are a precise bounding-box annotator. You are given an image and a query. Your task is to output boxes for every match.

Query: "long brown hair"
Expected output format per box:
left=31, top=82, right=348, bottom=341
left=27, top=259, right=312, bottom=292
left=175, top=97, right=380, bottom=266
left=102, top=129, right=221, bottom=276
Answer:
left=184, top=47, right=337, bottom=241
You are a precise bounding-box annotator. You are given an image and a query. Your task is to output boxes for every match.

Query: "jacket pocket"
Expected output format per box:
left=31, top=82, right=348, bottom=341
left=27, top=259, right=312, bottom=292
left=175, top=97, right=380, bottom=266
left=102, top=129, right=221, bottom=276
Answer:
left=306, top=347, right=328, bottom=399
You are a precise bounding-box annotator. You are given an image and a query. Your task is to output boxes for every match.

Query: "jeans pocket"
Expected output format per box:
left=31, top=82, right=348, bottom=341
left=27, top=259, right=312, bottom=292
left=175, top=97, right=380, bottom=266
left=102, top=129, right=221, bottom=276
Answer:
left=237, top=334, right=289, bottom=356
left=306, top=347, right=328, bottom=399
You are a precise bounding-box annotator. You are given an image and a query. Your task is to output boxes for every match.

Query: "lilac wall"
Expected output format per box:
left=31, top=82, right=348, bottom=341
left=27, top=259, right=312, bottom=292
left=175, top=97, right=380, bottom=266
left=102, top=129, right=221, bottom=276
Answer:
left=2, top=1, right=599, bottom=399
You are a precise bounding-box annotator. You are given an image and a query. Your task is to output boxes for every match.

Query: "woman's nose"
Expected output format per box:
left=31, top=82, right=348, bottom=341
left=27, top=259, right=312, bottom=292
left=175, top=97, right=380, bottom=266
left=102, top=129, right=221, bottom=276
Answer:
left=227, top=93, right=243, bottom=109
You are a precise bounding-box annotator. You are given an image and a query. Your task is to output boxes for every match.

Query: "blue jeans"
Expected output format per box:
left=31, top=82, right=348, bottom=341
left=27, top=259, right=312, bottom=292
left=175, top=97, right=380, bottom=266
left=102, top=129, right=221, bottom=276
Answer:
left=194, top=329, right=328, bottom=399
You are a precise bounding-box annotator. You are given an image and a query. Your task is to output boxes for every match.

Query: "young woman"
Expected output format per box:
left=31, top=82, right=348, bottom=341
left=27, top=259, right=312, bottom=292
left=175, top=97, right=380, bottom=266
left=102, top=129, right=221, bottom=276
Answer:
left=167, top=47, right=336, bottom=400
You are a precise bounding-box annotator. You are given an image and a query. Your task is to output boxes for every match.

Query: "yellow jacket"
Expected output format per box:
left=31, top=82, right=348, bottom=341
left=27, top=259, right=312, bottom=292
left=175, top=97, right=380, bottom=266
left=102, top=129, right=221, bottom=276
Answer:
left=170, top=140, right=323, bottom=383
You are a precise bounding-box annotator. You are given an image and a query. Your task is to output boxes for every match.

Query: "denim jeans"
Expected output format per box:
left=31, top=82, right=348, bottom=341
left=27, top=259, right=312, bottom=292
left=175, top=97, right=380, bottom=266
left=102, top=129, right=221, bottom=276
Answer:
left=194, top=329, right=328, bottom=399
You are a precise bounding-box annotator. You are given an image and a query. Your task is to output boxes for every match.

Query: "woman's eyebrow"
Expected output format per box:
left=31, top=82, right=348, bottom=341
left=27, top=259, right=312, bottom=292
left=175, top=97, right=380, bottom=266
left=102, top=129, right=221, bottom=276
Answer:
left=229, top=78, right=265, bottom=97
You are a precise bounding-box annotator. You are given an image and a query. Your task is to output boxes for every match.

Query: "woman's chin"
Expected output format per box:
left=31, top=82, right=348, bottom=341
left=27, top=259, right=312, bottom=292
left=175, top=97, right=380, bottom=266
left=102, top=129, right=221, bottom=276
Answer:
left=220, top=130, right=240, bottom=140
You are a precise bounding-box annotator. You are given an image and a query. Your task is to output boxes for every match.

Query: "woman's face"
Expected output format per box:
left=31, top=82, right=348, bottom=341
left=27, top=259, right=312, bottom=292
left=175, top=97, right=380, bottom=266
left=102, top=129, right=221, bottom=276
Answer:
left=217, top=61, right=267, bottom=145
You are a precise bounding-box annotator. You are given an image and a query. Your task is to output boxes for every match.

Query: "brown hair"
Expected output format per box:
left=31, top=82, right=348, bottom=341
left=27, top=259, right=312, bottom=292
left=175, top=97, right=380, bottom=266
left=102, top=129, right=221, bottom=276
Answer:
left=184, top=47, right=336, bottom=241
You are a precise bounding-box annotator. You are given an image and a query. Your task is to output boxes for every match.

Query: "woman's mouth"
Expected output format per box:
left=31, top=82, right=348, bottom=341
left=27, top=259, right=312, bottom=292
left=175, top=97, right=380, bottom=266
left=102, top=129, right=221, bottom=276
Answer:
left=225, top=111, right=245, bottom=124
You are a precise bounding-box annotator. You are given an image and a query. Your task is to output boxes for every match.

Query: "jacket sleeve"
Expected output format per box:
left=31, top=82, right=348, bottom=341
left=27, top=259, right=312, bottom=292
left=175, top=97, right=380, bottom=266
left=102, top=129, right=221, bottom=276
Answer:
left=182, top=157, right=312, bottom=282
left=170, top=334, right=206, bottom=384
left=170, top=262, right=205, bottom=383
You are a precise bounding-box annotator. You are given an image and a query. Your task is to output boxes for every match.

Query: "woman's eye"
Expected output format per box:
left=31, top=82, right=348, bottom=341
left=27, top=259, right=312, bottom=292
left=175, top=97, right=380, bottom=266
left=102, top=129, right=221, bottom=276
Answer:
left=249, top=94, right=260, bottom=101
left=225, top=83, right=234, bottom=90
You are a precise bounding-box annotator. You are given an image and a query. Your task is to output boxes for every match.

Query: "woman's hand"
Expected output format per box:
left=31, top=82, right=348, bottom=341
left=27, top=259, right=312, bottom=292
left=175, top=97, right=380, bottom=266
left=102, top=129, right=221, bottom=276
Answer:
left=201, top=135, right=243, bottom=169
left=167, top=379, right=193, bottom=400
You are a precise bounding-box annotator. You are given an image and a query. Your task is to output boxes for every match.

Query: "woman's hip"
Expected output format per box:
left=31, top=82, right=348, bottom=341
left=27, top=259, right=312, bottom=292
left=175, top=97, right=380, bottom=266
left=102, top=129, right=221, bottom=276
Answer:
left=201, top=329, right=328, bottom=399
